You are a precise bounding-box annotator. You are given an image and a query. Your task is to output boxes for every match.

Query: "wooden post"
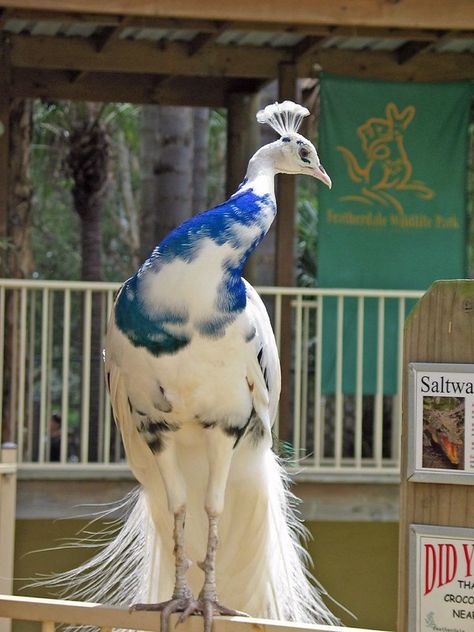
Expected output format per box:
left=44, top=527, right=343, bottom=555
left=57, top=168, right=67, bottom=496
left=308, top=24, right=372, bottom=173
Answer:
left=398, top=280, right=474, bottom=632
left=0, top=36, right=10, bottom=276
left=225, top=92, right=259, bottom=199
left=276, top=62, right=298, bottom=288
left=0, top=444, right=17, bottom=632
left=276, top=62, right=298, bottom=443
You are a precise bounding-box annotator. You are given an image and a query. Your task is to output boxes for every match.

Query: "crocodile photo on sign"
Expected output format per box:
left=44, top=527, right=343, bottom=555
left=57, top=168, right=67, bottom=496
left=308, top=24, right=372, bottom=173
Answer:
left=422, top=396, right=465, bottom=470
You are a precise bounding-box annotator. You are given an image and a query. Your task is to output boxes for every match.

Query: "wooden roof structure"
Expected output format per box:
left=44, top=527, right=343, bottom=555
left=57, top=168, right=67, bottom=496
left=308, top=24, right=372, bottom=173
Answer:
left=0, top=1, right=473, bottom=107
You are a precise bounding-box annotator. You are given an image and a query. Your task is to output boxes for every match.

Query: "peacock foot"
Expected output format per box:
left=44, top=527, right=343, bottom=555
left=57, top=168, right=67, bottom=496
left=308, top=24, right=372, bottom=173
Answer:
left=130, top=593, right=193, bottom=632
left=130, top=596, right=246, bottom=632
left=176, top=597, right=248, bottom=632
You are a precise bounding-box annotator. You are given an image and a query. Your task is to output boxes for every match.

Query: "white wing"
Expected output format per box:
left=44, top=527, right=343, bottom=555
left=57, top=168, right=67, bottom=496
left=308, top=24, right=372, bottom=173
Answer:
left=244, top=279, right=281, bottom=429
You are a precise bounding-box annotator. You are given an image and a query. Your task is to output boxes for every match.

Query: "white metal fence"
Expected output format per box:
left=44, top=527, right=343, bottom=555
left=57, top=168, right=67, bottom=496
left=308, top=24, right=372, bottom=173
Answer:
left=0, top=279, right=422, bottom=477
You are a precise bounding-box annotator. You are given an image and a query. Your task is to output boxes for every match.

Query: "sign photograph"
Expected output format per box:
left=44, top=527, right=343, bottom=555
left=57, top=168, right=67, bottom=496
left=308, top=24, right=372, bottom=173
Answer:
left=408, top=363, right=474, bottom=484
left=410, top=524, right=474, bottom=632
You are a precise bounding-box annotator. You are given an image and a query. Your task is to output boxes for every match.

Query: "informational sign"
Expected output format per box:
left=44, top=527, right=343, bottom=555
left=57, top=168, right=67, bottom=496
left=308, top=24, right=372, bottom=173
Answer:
left=410, top=524, right=474, bottom=632
left=408, top=363, right=474, bottom=484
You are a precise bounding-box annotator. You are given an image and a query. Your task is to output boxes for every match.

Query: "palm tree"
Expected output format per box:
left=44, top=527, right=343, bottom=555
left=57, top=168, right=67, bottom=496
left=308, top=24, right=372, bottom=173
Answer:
left=66, top=103, right=110, bottom=461
left=67, top=103, right=110, bottom=283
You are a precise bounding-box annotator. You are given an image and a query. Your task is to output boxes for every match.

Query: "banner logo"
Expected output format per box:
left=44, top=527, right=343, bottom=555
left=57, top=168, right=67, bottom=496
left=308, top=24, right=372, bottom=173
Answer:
left=337, top=102, right=435, bottom=215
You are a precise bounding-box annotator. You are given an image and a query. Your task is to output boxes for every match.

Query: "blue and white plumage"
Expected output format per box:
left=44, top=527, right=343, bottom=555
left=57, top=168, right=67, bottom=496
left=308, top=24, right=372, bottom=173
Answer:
left=67, top=101, right=335, bottom=630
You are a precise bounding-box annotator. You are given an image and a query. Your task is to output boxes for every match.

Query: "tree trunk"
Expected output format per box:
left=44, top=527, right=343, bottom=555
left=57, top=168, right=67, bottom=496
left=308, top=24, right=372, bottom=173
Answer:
left=139, top=105, right=195, bottom=261
left=79, top=209, right=102, bottom=282
left=116, top=128, right=140, bottom=271
left=2, top=99, right=34, bottom=446
left=68, top=104, right=110, bottom=462
left=192, top=108, right=209, bottom=213
left=7, top=99, right=34, bottom=278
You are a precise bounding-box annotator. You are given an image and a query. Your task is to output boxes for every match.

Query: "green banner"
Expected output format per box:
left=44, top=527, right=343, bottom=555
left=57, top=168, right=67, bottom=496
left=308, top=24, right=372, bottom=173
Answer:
left=318, top=75, right=471, bottom=394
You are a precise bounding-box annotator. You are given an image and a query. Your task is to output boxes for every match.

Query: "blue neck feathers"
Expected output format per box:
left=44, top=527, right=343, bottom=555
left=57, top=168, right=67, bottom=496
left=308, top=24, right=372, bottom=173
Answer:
left=114, top=186, right=276, bottom=357
left=145, top=187, right=275, bottom=271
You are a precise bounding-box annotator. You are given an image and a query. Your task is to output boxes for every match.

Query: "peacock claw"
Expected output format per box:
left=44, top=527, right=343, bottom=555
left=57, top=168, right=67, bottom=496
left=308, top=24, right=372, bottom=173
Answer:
left=130, top=598, right=188, bottom=632
left=176, top=598, right=248, bottom=632
left=130, top=598, right=247, bottom=632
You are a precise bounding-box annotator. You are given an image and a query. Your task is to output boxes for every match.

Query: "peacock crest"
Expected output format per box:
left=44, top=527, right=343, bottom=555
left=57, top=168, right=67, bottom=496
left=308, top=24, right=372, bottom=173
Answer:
left=337, top=102, right=434, bottom=215
left=257, top=100, right=309, bottom=136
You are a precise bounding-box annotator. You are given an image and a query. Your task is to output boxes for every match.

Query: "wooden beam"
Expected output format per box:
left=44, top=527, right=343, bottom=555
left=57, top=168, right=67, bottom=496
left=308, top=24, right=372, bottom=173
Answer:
left=94, top=15, right=132, bottom=53
left=188, top=23, right=229, bottom=57
left=4, top=8, right=122, bottom=25
left=0, top=8, right=11, bottom=28
left=5, top=8, right=473, bottom=43
left=396, top=40, right=433, bottom=65
left=10, top=68, right=265, bottom=105
left=292, top=36, right=325, bottom=62
left=315, top=47, right=474, bottom=82
left=9, top=32, right=474, bottom=83
left=9, top=33, right=295, bottom=79
left=3, top=9, right=228, bottom=32
left=396, top=29, right=460, bottom=65
left=1, top=0, right=474, bottom=31
left=0, top=593, right=382, bottom=632
left=74, top=15, right=133, bottom=84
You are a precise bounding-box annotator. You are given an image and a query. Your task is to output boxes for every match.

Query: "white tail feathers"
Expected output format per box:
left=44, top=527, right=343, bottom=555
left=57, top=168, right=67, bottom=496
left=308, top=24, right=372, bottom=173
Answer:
left=256, top=101, right=310, bottom=136
left=32, top=455, right=340, bottom=626
left=33, top=365, right=339, bottom=625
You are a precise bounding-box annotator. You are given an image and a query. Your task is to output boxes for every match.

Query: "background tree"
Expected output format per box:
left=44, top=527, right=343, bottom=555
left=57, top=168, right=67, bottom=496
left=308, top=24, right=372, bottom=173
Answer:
left=67, top=103, right=110, bottom=283
left=66, top=103, right=111, bottom=461
left=139, top=105, right=195, bottom=261
left=2, top=99, right=34, bottom=443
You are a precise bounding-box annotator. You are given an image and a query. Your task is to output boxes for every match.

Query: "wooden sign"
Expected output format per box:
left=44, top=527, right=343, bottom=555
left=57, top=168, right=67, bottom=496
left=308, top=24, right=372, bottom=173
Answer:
left=409, top=524, right=474, bottom=632
left=398, top=281, right=474, bottom=632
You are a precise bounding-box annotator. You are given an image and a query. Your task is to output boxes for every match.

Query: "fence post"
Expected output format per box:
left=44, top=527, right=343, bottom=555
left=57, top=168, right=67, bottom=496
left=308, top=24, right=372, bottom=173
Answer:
left=397, top=280, right=474, bottom=632
left=0, top=443, right=17, bottom=632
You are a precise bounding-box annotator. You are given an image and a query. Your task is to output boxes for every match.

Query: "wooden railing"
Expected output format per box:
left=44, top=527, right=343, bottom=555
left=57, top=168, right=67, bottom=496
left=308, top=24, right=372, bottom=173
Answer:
left=0, top=595, right=392, bottom=632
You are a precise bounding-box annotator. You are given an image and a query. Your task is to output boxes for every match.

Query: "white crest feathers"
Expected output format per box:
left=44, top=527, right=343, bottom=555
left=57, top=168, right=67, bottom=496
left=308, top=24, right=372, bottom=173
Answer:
left=256, top=101, right=310, bottom=136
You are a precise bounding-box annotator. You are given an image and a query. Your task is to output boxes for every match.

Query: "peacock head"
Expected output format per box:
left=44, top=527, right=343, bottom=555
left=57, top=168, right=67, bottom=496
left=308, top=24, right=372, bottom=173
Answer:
left=256, top=101, right=332, bottom=188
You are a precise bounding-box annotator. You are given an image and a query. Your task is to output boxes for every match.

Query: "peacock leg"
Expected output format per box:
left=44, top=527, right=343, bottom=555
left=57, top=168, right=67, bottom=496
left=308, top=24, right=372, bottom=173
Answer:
left=131, top=507, right=194, bottom=632
left=131, top=445, right=195, bottom=632
left=176, top=431, right=248, bottom=632
left=171, top=507, right=193, bottom=600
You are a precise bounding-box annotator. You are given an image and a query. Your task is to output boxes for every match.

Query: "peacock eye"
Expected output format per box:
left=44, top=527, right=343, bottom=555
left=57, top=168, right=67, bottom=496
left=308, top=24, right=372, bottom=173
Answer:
left=298, top=146, right=311, bottom=163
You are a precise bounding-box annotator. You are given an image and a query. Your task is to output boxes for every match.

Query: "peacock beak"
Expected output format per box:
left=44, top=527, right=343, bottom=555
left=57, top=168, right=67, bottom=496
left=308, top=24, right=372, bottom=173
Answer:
left=312, top=163, right=332, bottom=189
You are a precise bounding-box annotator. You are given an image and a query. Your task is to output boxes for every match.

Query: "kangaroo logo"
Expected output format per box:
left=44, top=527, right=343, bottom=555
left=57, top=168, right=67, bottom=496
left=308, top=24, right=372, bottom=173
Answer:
left=337, top=103, right=434, bottom=215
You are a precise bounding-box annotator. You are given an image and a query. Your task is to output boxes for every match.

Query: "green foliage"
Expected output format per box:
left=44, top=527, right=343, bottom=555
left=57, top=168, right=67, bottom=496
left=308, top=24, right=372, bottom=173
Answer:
left=31, top=101, right=80, bottom=279
left=31, top=100, right=141, bottom=281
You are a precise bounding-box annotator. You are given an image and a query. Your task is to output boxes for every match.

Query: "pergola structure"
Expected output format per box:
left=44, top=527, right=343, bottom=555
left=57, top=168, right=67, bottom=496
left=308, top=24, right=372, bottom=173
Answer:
left=0, top=0, right=473, bottom=285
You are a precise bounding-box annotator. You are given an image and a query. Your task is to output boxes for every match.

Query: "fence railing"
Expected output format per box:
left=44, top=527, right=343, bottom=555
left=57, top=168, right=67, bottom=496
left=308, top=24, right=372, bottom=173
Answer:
left=0, top=595, right=392, bottom=632
left=0, top=279, right=423, bottom=478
